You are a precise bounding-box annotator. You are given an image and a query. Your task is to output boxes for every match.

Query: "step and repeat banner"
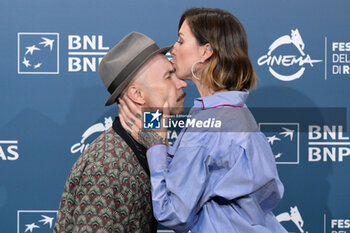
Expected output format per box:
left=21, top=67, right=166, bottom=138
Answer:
left=1, top=0, right=349, bottom=232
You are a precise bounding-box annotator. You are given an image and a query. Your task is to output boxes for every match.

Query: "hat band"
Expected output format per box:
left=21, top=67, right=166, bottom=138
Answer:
left=107, top=43, right=159, bottom=94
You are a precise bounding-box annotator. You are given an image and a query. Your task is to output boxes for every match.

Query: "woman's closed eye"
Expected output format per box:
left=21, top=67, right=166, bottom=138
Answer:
left=176, top=39, right=183, bottom=45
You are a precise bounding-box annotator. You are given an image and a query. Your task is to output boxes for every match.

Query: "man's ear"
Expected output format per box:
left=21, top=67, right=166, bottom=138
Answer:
left=126, top=83, right=145, bottom=105
left=200, top=43, right=213, bottom=62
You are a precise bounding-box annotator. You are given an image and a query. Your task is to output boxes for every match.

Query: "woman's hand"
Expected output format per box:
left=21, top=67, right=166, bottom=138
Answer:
left=118, top=95, right=168, bottom=148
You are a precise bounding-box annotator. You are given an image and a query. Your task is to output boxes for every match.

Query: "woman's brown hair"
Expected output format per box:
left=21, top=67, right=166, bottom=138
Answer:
left=179, top=8, right=257, bottom=91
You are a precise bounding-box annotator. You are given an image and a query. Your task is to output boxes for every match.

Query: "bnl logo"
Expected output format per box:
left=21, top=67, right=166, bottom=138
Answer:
left=18, top=33, right=59, bottom=74
left=143, top=110, right=161, bottom=129
left=17, top=210, right=57, bottom=233
left=259, top=123, right=300, bottom=164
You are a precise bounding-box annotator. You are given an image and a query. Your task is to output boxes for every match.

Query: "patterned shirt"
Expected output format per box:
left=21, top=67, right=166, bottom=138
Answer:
left=54, top=118, right=157, bottom=233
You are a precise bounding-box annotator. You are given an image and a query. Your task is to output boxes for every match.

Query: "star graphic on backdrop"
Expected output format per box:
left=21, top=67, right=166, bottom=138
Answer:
left=24, top=223, right=40, bottom=233
left=25, top=45, right=40, bottom=55
left=39, top=37, right=55, bottom=51
left=150, top=110, right=162, bottom=122
left=267, top=135, right=281, bottom=145
left=280, top=127, right=294, bottom=141
left=22, top=57, right=31, bottom=67
left=38, top=215, right=54, bottom=228
left=34, top=63, right=42, bottom=69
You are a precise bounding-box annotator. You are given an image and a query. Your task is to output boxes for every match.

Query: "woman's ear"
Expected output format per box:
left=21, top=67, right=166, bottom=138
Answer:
left=201, top=43, right=213, bottom=62
left=126, top=84, right=145, bottom=105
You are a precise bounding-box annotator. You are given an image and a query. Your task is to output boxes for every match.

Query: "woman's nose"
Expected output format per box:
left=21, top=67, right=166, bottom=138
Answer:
left=170, top=44, right=177, bottom=56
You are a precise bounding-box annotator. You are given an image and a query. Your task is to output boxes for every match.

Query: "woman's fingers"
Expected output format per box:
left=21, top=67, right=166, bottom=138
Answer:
left=122, top=95, right=143, bottom=129
left=162, top=101, right=170, bottom=119
left=118, top=96, right=169, bottom=148
left=122, top=95, right=143, bottom=128
left=159, top=101, right=170, bottom=141
left=118, top=98, right=143, bottom=140
left=118, top=103, right=138, bottom=140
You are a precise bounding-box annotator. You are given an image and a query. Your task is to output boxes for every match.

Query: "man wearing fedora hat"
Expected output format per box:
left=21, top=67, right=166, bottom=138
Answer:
left=54, top=32, right=187, bottom=233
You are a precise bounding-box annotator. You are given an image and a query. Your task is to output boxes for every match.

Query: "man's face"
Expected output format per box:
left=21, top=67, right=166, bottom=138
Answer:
left=143, top=54, right=187, bottom=115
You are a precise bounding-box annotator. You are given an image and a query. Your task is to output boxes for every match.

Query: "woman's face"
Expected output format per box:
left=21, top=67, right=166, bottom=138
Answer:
left=170, top=19, right=204, bottom=81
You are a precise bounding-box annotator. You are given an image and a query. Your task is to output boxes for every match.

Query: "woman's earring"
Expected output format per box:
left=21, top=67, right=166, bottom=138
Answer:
left=191, top=60, right=203, bottom=80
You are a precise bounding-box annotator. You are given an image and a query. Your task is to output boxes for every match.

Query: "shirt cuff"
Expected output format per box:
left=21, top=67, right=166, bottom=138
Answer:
left=146, top=144, right=168, bottom=173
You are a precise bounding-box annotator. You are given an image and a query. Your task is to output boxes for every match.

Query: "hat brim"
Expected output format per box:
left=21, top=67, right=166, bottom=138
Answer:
left=105, top=45, right=172, bottom=106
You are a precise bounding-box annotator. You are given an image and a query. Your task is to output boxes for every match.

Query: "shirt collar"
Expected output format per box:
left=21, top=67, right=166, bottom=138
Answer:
left=113, top=117, right=150, bottom=176
left=193, top=90, right=249, bottom=110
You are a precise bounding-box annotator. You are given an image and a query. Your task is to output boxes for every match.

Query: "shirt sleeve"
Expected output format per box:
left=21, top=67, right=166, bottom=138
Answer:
left=147, top=144, right=209, bottom=232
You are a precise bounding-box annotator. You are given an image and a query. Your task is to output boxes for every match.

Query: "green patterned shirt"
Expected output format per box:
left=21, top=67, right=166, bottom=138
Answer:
left=54, top=120, right=157, bottom=233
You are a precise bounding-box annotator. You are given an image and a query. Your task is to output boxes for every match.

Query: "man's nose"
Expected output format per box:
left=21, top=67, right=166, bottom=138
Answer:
left=178, top=79, right=187, bottom=89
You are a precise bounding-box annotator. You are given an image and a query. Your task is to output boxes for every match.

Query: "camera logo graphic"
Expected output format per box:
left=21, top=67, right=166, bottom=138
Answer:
left=143, top=110, right=161, bottom=129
